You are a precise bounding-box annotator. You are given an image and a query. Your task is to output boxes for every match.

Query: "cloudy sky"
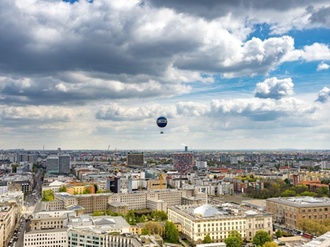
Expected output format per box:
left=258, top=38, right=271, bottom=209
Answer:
left=1, top=0, right=330, bottom=150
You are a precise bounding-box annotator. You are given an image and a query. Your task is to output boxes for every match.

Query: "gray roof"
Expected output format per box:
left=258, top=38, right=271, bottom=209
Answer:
left=267, top=196, right=330, bottom=208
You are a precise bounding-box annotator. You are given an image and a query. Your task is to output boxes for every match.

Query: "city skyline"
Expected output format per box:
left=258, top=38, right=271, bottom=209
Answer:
left=1, top=0, right=330, bottom=150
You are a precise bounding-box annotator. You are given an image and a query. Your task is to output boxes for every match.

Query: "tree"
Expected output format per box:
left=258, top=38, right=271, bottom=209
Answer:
left=275, top=229, right=283, bottom=238
left=224, top=230, right=243, bottom=247
left=83, top=188, right=91, bottom=194
left=298, top=219, right=330, bottom=236
left=284, top=178, right=290, bottom=185
left=151, top=210, right=168, bottom=221
left=11, top=164, right=19, bottom=173
left=165, top=221, right=179, bottom=243
left=144, top=221, right=163, bottom=235
left=92, top=211, right=104, bottom=216
left=58, top=185, right=67, bottom=192
left=42, top=189, right=54, bottom=201
left=94, top=184, right=98, bottom=193
left=263, top=242, right=278, bottom=247
left=294, top=184, right=308, bottom=194
left=125, top=210, right=137, bottom=225
left=141, top=227, right=150, bottom=235
left=253, top=230, right=272, bottom=246
left=315, top=186, right=328, bottom=197
left=280, top=189, right=296, bottom=197
left=203, top=233, right=212, bottom=244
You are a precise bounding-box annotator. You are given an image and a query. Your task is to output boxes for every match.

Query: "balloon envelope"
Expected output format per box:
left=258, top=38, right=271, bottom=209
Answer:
left=156, top=117, right=167, bottom=128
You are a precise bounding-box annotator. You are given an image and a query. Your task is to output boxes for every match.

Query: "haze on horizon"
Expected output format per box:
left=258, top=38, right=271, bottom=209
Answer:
left=1, top=0, right=330, bottom=150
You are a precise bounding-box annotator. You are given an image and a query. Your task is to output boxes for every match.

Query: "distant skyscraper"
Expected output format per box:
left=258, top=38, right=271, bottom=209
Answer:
left=46, top=155, right=59, bottom=174
left=59, top=154, right=70, bottom=174
left=173, top=153, right=194, bottom=175
left=127, top=153, right=144, bottom=167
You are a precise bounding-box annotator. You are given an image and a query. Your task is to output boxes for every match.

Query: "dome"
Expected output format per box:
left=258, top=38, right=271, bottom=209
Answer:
left=193, top=204, right=221, bottom=218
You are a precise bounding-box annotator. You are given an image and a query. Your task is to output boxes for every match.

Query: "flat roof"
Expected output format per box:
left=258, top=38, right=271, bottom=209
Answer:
left=267, top=196, right=330, bottom=207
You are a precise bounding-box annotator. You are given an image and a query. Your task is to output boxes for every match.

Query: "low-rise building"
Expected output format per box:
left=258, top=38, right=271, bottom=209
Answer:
left=266, top=196, right=330, bottom=229
left=0, top=205, right=20, bottom=247
left=168, top=203, right=272, bottom=244
left=24, top=228, right=68, bottom=247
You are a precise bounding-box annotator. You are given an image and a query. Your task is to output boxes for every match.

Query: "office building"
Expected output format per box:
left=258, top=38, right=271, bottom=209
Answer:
left=24, top=229, right=68, bottom=247
left=266, top=196, right=330, bottom=229
left=127, top=153, right=144, bottom=167
left=59, top=154, right=70, bottom=174
left=168, top=203, right=272, bottom=244
left=173, top=153, right=194, bottom=174
left=46, top=155, right=59, bottom=174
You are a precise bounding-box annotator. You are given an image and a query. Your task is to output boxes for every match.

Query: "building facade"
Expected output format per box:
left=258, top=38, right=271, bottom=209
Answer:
left=46, top=156, right=59, bottom=174
left=59, top=154, right=71, bottom=175
left=168, top=203, right=272, bottom=244
left=24, top=229, right=68, bottom=247
left=266, top=196, right=330, bottom=229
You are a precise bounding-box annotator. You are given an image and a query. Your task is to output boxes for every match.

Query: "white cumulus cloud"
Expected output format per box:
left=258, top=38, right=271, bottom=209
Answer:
left=254, top=77, right=294, bottom=99
left=317, top=62, right=330, bottom=71
left=316, top=87, right=330, bottom=103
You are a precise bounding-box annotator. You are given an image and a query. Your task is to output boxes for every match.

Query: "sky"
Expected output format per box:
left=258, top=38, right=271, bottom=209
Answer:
left=1, top=0, right=330, bottom=151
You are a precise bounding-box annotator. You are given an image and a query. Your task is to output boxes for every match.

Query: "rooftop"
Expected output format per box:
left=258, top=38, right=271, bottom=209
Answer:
left=171, top=203, right=270, bottom=220
left=303, top=231, right=330, bottom=247
left=267, top=196, right=330, bottom=207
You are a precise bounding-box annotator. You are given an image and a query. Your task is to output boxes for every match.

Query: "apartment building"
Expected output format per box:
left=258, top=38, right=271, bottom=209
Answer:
left=266, top=196, right=330, bottom=229
left=168, top=203, right=272, bottom=244
left=24, top=228, right=68, bottom=247
left=0, top=204, right=19, bottom=247
left=68, top=228, right=160, bottom=247
left=65, top=182, right=95, bottom=195
left=30, top=209, right=75, bottom=230
left=41, top=189, right=205, bottom=215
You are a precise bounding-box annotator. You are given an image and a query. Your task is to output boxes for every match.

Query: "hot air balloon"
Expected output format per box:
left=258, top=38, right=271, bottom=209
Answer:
left=156, top=116, right=167, bottom=134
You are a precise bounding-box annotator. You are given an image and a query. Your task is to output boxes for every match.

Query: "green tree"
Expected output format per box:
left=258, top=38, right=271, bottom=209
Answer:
left=294, top=184, right=308, bottom=194
left=284, top=178, right=290, bottom=185
left=83, top=188, right=91, bottom=194
left=92, top=211, right=104, bottom=216
left=275, top=229, right=283, bottom=238
left=11, top=164, right=19, bottom=173
left=300, top=191, right=317, bottom=197
left=280, top=189, right=296, bottom=197
left=315, top=186, right=328, bottom=197
left=263, top=242, right=278, bottom=247
left=151, top=210, right=168, bottom=221
left=253, top=230, right=272, bottom=246
left=141, top=227, right=150, bottom=235
left=58, top=185, right=67, bottom=192
left=144, top=221, right=163, bottom=235
left=224, top=230, right=243, bottom=247
left=203, top=233, right=212, bottom=244
left=42, top=189, right=54, bottom=201
left=298, top=219, right=330, bottom=236
left=165, top=221, right=179, bottom=243
left=125, top=210, right=137, bottom=225
left=94, top=184, right=98, bottom=193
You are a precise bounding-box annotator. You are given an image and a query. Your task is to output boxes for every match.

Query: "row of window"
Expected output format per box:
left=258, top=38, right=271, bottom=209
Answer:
left=197, top=221, right=244, bottom=227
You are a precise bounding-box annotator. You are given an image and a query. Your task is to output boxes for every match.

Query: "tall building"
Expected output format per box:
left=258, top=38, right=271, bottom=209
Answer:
left=59, top=154, right=70, bottom=174
left=46, top=155, right=59, bottom=174
left=46, top=154, right=71, bottom=175
left=127, top=153, right=144, bottom=167
left=173, top=153, right=194, bottom=174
